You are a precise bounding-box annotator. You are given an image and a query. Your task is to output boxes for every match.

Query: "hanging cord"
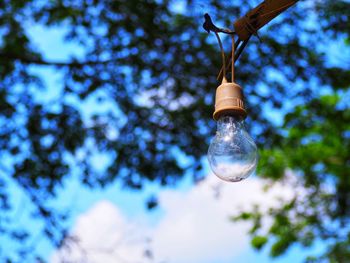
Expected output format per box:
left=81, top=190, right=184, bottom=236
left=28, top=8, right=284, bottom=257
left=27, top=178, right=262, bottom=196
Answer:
left=203, top=13, right=236, bottom=83
left=217, top=36, right=250, bottom=80
left=217, top=38, right=239, bottom=80
left=231, top=35, right=235, bottom=82
left=214, top=32, right=227, bottom=83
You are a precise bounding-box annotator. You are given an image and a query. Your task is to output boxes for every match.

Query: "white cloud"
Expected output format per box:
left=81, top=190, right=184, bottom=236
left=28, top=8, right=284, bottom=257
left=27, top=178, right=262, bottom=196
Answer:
left=51, top=174, right=296, bottom=263
left=51, top=201, right=150, bottom=263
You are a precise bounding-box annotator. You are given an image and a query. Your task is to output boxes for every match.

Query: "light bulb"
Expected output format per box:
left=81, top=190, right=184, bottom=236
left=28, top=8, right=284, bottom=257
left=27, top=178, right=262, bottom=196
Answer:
left=208, top=115, right=258, bottom=182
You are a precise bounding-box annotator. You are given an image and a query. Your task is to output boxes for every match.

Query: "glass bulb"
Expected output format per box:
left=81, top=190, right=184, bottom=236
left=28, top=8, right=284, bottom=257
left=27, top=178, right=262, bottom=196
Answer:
left=208, top=115, right=258, bottom=182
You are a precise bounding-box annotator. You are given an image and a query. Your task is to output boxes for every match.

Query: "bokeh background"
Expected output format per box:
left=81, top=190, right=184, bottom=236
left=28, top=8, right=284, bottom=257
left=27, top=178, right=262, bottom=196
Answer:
left=0, top=0, right=349, bottom=262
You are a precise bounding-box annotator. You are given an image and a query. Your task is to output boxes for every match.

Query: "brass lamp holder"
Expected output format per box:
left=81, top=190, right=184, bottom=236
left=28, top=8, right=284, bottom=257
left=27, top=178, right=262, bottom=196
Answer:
left=213, top=80, right=246, bottom=121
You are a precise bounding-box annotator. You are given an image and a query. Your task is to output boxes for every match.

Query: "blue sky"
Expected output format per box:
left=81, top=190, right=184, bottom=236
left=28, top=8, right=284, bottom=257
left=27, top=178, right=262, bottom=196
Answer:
left=2, top=4, right=336, bottom=262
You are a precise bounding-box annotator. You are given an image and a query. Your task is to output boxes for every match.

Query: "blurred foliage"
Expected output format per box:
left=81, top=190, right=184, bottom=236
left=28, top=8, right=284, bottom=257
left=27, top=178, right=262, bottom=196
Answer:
left=0, top=0, right=349, bottom=261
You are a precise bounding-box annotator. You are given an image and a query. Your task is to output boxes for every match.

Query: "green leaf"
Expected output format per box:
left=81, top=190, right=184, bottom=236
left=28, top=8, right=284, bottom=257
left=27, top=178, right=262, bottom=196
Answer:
left=251, top=236, right=268, bottom=250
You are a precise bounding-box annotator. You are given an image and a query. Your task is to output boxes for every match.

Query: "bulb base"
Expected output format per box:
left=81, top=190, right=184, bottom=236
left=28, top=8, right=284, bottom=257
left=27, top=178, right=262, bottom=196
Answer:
left=213, top=82, right=247, bottom=121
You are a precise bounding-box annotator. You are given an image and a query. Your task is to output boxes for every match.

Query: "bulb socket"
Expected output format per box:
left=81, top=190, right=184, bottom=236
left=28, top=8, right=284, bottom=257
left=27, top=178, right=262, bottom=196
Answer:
left=213, top=82, right=247, bottom=121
